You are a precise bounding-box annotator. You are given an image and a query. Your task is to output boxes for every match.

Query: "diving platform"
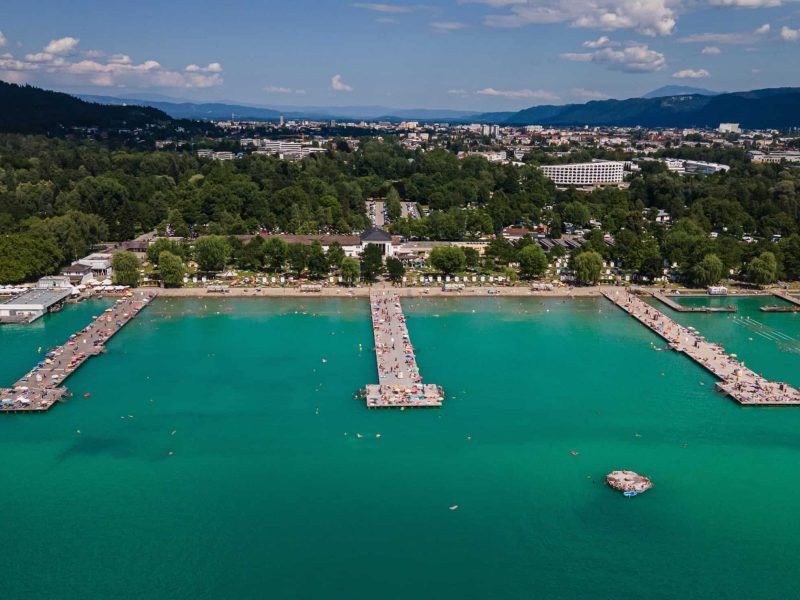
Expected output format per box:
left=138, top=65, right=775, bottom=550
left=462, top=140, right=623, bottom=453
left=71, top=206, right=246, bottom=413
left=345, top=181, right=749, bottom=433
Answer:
left=365, top=289, right=444, bottom=408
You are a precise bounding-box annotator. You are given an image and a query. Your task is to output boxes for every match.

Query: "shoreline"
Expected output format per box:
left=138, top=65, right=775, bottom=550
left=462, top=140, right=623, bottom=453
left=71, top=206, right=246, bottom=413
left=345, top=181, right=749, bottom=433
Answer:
left=134, top=285, right=607, bottom=299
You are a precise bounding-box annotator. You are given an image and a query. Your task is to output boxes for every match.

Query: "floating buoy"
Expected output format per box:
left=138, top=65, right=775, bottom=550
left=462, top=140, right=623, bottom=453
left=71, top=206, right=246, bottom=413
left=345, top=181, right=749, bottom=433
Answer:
left=570, top=450, right=579, bottom=456
left=321, top=358, right=327, bottom=363
left=83, top=393, right=91, bottom=398
left=449, top=505, right=459, bottom=511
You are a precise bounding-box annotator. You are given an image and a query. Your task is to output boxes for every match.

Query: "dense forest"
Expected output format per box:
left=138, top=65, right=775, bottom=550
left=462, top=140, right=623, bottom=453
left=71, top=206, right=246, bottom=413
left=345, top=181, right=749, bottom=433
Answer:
left=0, top=82, right=174, bottom=134
left=1, top=133, right=800, bottom=285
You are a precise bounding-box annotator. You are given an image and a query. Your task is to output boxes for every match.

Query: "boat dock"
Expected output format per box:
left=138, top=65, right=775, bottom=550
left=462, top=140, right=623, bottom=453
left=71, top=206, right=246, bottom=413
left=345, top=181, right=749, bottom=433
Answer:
left=365, top=289, right=444, bottom=408
left=603, top=289, right=800, bottom=406
left=0, top=291, right=156, bottom=412
left=651, top=291, right=736, bottom=313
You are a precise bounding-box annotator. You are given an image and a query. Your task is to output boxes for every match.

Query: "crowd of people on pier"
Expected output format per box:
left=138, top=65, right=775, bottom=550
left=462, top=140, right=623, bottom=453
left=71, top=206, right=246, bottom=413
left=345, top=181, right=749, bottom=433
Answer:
left=1, top=293, right=152, bottom=412
left=368, top=292, right=442, bottom=407
left=615, top=291, right=800, bottom=405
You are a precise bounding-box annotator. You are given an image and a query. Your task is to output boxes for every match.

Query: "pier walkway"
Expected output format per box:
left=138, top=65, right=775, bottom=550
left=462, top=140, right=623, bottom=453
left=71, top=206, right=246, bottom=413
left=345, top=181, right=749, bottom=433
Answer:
left=772, top=289, right=800, bottom=307
left=603, top=289, right=800, bottom=406
left=0, top=291, right=156, bottom=412
left=651, top=291, right=736, bottom=313
left=365, top=289, right=444, bottom=408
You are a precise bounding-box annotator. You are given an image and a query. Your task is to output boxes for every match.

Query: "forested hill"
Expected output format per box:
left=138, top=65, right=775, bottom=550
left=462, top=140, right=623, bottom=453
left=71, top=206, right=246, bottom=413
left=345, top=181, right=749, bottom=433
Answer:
left=0, top=81, right=172, bottom=134
left=501, top=87, right=800, bottom=129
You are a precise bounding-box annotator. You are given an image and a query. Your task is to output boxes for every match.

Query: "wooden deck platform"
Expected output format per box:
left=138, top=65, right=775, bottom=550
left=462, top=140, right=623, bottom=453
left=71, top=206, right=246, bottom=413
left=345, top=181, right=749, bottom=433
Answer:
left=365, top=289, right=444, bottom=408
left=603, top=289, right=800, bottom=406
left=651, top=291, right=737, bottom=313
left=0, top=291, right=156, bottom=412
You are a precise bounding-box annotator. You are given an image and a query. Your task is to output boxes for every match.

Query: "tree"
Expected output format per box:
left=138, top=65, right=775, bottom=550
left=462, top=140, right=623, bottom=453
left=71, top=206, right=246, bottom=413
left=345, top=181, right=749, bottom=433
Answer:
left=195, top=235, right=230, bottom=273
left=112, top=251, right=140, bottom=287
left=307, top=240, right=329, bottom=278
left=518, top=244, right=548, bottom=279
left=159, top=251, right=184, bottom=287
left=238, top=236, right=266, bottom=270
left=690, top=253, right=724, bottom=287
left=147, top=238, right=188, bottom=266
left=340, top=257, right=360, bottom=286
left=464, top=247, right=480, bottom=269
left=386, top=257, right=405, bottom=284
left=429, top=246, right=466, bottom=275
left=572, top=251, right=603, bottom=285
left=746, top=251, right=777, bottom=286
left=386, top=187, right=402, bottom=221
left=360, top=244, right=385, bottom=282
left=287, top=243, right=308, bottom=275
left=264, top=237, right=288, bottom=272
left=326, top=241, right=346, bottom=268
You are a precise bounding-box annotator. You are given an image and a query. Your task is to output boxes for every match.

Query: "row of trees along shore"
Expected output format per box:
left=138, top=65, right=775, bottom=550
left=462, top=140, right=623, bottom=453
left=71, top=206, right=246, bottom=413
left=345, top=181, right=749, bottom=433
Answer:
left=1, top=133, right=800, bottom=285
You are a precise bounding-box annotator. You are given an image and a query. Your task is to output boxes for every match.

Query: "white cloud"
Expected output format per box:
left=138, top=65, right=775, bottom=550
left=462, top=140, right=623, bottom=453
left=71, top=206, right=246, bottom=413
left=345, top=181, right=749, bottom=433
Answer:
left=108, top=54, right=132, bottom=65
left=376, top=17, right=399, bottom=23
left=561, top=42, right=666, bottom=72
left=781, top=26, right=800, bottom=41
left=701, top=46, right=721, bottom=54
left=708, top=0, right=782, bottom=6
left=0, top=48, right=224, bottom=89
left=185, top=62, right=223, bottom=73
left=477, top=87, right=560, bottom=101
left=350, top=3, right=428, bottom=12
left=583, top=36, right=616, bottom=48
left=331, top=74, right=353, bottom=92
left=25, top=52, right=55, bottom=62
left=265, top=85, right=306, bottom=94
left=0, top=31, right=7, bottom=48
left=430, top=21, right=467, bottom=32
left=673, top=68, right=710, bottom=78
left=447, top=88, right=469, bottom=96
left=43, top=36, right=80, bottom=55
left=571, top=87, right=609, bottom=99
left=467, top=0, right=677, bottom=36
left=678, top=23, right=770, bottom=44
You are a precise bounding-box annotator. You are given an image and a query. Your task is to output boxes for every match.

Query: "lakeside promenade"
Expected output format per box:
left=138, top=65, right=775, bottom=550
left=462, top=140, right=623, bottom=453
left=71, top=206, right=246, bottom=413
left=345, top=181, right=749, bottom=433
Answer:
left=0, top=291, right=155, bottom=412
left=603, top=289, right=800, bottom=406
left=365, top=289, right=444, bottom=408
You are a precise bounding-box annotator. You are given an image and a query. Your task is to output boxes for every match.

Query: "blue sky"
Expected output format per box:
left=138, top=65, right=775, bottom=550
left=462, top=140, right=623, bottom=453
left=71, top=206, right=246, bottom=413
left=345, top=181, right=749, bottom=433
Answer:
left=2, top=0, right=800, bottom=110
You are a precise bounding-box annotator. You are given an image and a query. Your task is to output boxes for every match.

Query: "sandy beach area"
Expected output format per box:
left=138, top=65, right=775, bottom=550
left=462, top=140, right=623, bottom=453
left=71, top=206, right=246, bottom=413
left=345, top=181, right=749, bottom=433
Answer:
left=137, top=284, right=608, bottom=299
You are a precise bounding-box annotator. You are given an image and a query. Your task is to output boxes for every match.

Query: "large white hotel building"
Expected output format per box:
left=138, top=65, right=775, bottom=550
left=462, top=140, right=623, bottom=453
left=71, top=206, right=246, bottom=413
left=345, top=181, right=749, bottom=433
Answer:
left=539, top=161, right=624, bottom=186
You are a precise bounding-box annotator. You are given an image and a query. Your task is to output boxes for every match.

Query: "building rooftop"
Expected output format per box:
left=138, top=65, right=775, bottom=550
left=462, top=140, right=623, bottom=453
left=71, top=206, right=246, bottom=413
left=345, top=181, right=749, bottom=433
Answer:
left=1, top=287, right=72, bottom=308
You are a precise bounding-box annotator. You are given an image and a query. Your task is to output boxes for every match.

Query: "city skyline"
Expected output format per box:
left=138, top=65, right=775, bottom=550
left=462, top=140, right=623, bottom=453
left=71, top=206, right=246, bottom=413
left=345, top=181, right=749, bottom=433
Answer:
left=2, top=0, right=800, bottom=109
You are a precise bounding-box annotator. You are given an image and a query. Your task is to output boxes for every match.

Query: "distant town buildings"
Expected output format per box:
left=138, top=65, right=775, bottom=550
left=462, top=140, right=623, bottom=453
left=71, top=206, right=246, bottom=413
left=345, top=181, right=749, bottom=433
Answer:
left=718, top=123, right=741, bottom=134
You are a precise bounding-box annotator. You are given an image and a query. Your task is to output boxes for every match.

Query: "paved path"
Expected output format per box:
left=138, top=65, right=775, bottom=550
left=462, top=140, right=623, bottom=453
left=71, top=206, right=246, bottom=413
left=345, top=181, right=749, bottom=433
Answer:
left=652, top=291, right=736, bottom=312
left=365, top=289, right=443, bottom=408
left=0, top=291, right=156, bottom=412
left=604, top=289, right=800, bottom=406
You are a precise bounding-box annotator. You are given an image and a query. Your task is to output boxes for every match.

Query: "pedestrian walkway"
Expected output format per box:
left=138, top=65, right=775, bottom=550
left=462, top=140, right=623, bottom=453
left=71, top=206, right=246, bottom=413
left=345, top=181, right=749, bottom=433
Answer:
left=0, top=291, right=156, bottom=412
left=365, top=289, right=444, bottom=408
left=604, top=288, right=800, bottom=406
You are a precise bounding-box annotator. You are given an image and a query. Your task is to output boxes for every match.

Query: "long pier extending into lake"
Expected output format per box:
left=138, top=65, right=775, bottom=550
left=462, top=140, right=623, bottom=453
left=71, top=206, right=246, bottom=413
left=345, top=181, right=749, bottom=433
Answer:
left=603, top=288, right=800, bottom=406
left=0, top=291, right=156, bottom=412
left=365, top=289, right=444, bottom=408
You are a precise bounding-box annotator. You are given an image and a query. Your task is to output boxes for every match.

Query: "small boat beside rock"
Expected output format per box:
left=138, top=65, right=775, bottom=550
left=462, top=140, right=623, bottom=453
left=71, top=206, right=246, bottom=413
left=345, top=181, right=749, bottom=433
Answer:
left=606, top=470, right=653, bottom=496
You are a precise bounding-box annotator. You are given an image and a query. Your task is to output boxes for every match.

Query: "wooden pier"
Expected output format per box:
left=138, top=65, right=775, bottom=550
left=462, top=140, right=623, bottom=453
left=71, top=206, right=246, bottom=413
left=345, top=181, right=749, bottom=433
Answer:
left=0, top=291, right=156, bottom=412
left=651, top=291, right=736, bottom=313
left=365, top=289, right=444, bottom=408
left=603, top=289, right=800, bottom=406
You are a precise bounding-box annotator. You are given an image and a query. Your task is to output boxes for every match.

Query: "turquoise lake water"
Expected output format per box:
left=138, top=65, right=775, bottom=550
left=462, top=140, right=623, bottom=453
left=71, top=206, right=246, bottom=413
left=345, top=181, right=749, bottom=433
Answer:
left=1, top=295, right=800, bottom=599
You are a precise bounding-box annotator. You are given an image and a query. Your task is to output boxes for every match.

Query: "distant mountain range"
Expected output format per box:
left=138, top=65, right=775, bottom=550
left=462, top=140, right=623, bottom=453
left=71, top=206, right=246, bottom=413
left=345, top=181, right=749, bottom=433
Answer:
left=78, top=94, right=479, bottom=123
left=500, top=87, right=800, bottom=128
left=0, top=82, right=171, bottom=134
left=4, top=81, right=800, bottom=133
left=642, top=85, right=720, bottom=99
